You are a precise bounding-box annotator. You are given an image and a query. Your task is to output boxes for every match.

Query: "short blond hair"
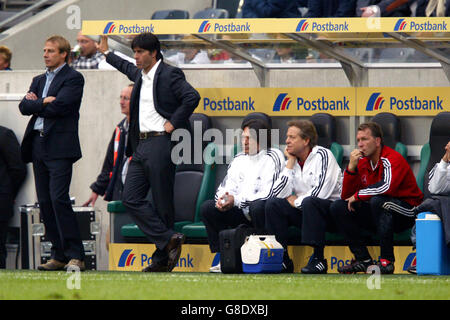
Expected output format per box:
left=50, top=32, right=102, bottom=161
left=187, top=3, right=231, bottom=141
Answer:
left=0, top=46, right=12, bottom=68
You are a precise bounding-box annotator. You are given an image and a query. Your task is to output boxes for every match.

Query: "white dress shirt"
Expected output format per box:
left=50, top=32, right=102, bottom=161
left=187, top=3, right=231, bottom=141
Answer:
left=139, top=59, right=167, bottom=132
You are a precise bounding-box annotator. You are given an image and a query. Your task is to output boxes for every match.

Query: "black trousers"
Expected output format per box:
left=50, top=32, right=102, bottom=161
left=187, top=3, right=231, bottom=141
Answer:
left=201, top=199, right=266, bottom=253
left=330, top=196, right=415, bottom=261
left=265, top=197, right=302, bottom=249
left=0, top=221, right=8, bottom=268
left=122, top=135, right=176, bottom=265
left=301, top=196, right=336, bottom=246
left=32, top=134, right=84, bottom=262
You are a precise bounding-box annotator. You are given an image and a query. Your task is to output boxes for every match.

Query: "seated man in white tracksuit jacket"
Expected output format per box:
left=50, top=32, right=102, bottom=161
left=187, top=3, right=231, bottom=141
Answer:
left=201, top=118, right=285, bottom=272
left=265, top=119, right=342, bottom=274
left=429, top=140, right=450, bottom=195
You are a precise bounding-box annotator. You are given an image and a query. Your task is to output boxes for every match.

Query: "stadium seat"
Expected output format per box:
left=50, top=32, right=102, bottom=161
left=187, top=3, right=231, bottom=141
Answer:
left=371, top=112, right=407, bottom=159
left=243, top=112, right=272, bottom=128
left=417, top=111, right=450, bottom=196
left=151, top=9, right=189, bottom=20
left=216, top=0, right=241, bottom=18
left=233, top=112, right=273, bottom=154
left=310, top=113, right=344, bottom=167
left=193, top=8, right=229, bottom=19
left=176, top=113, right=217, bottom=240
left=416, top=143, right=430, bottom=193
left=151, top=9, right=189, bottom=41
left=118, top=114, right=217, bottom=242
left=176, top=141, right=217, bottom=239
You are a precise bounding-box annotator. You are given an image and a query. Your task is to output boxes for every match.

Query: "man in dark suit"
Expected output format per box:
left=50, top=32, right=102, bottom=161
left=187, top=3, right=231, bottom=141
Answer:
left=99, top=33, right=200, bottom=272
left=0, top=126, right=27, bottom=268
left=19, top=35, right=85, bottom=271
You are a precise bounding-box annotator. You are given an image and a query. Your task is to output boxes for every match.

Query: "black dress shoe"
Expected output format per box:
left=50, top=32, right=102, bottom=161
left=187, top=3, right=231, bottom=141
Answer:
left=166, top=233, right=186, bottom=272
left=142, top=262, right=169, bottom=272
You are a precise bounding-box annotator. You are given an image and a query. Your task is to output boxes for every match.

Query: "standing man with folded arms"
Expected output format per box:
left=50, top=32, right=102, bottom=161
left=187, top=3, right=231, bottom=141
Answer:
left=99, top=33, right=200, bottom=272
left=19, top=35, right=85, bottom=271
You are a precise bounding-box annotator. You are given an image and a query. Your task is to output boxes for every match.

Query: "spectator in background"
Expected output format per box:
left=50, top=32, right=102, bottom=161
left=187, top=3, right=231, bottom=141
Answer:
left=307, top=0, right=356, bottom=17
left=0, top=46, right=12, bottom=70
left=209, top=34, right=249, bottom=64
left=416, top=0, right=449, bottom=16
left=0, top=126, right=27, bottom=268
left=273, top=34, right=308, bottom=63
left=181, top=47, right=210, bottom=64
left=71, top=31, right=105, bottom=69
left=83, top=84, right=133, bottom=207
left=356, top=0, right=412, bottom=17
left=165, top=35, right=211, bottom=65
left=242, top=0, right=302, bottom=18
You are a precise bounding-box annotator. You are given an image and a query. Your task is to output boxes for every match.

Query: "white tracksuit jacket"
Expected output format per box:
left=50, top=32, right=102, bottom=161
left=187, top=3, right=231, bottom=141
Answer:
left=215, top=148, right=286, bottom=213
left=275, top=145, right=343, bottom=208
left=428, top=160, right=450, bottom=195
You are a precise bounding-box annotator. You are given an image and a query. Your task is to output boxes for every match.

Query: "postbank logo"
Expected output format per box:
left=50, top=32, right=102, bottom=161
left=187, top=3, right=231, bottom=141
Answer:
left=103, top=21, right=116, bottom=34
left=273, top=93, right=292, bottom=111
left=102, top=21, right=154, bottom=34
left=118, top=249, right=136, bottom=267
left=296, top=19, right=309, bottom=32
left=403, top=252, right=416, bottom=271
left=198, top=20, right=250, bottom=33
left=364, top=91, right=445, bottom=113
left=394, top=18, right=447, bottom=32
left=366, top=92, right=385, bottom=111
left=394, top=18, right=407, bottom=31
left=198, top=20, right=211, bottom=33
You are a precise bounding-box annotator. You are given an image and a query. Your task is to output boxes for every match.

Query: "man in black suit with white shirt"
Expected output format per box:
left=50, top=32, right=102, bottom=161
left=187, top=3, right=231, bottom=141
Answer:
left=99, top=33, right=200, bottom=272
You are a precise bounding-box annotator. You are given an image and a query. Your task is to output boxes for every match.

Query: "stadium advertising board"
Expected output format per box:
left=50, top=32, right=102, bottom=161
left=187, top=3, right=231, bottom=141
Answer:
left=358, top=87, right=450, bottom=116
left=196, top=87, right=449, bottom=117
left=196, top=88, right=355, bottom=117
left=82, top=18, right=450, bottom=35
left=110, top=243, right=415, bottom=274
left=110, top=243, right=215, bottom=272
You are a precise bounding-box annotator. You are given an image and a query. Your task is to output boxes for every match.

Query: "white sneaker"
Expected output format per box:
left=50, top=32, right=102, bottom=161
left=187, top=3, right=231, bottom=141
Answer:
left=209, top=262, right=221, bottom=273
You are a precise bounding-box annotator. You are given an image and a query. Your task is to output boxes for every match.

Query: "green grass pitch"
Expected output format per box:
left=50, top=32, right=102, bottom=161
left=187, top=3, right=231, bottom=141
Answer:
left=0, top=270, right=449, bottom=300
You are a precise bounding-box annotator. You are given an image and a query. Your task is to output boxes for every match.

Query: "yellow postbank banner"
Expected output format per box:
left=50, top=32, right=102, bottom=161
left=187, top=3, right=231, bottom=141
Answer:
left=109, top=243, right=416, bottom=274
left=195, top=87, right=355, bottom=117
left=195, top=87, right=449, bottom=117
left=109, top=243, right=215, bottom=272
left=82, top=17, right=450, bottom=35
left=357, top=87, right=450, bottom=116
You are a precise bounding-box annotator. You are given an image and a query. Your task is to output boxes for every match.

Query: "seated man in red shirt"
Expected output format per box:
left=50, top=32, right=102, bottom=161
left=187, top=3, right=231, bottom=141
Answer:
left=331, top=122, right=423, bottom=274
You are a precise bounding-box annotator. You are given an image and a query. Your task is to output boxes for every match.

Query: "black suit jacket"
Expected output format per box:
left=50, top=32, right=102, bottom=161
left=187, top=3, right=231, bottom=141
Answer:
left=19, top=64, right=84, bottom=163
left=0, top=126, right=27, bottom=221
left=106, top=53, right=200, bottom=157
